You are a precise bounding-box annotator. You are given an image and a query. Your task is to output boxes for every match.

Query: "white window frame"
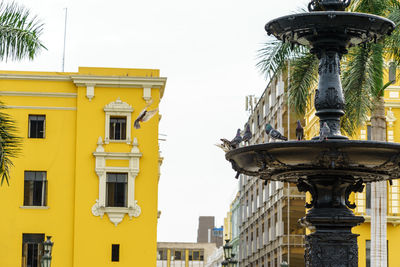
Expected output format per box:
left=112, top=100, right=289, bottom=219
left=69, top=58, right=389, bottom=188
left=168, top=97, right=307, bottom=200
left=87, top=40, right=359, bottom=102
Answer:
left=92, top=136, right=142, bottom=226
left=104, top=98, right=133, bottom=144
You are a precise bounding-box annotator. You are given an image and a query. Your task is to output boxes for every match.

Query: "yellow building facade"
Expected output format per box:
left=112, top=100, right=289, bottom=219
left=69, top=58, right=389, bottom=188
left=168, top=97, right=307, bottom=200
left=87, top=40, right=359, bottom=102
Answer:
left=304, top=68, right=400, bottom=267
left=0, top=67, right=166, bottom=267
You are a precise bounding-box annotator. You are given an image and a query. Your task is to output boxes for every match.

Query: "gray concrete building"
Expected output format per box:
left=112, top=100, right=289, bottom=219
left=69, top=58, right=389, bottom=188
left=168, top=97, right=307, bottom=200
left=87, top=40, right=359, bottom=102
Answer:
left=238, top=72, right=306, bottom=267
left=197, top=216, right=223, bottom=247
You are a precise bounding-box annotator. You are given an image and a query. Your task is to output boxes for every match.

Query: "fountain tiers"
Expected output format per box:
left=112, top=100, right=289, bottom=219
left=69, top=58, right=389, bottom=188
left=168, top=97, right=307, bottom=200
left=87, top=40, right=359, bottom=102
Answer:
left=226, top=1, right=396, bottom=266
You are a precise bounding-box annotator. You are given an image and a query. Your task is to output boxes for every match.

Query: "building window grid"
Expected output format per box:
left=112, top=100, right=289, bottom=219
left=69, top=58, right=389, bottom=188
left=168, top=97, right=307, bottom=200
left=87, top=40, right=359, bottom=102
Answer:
left=109, top=116, right=127, bottom=140
left=188, top=249, right=204, bottom=261
left=21, top=234, right=44, bottom=267
left=389, top=179, right=400, bottom=215
left=28, top=115, right=45, bottom=139
left=106, top=173, right=128, bottom=207
left=23, top=171, right=47, bottom=207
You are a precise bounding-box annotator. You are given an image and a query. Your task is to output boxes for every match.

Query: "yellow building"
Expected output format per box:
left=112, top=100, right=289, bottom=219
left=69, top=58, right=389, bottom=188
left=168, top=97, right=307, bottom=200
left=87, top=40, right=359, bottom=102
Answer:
left=304, top=65, right=400, bottom=267
left=0, top=67, right=166, bottom=267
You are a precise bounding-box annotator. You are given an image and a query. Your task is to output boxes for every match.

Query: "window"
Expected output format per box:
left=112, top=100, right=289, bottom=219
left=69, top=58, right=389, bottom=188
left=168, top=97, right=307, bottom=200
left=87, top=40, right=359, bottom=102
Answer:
left=22, top=233, right=44, bottom=267
left=389, top=62, right=397, bottom=83
left=24, top=171, right=47, bottom=206
left=111, top=244, right=120, bottom=262
left=366, top=240, right=388, bottom=267
left=28, top=115, right=45, bottom=138
left=103, top=98, right=133, bottom=144
left=174, top=250, right=185, bottom=261
left=157, top=249, right=168, bottom=260
left=367, top=125, right=372, bottom=141
left=92, top=139, right=142, bottom=226
left=109, top=117, right=126, bottom=140
left=366, top=183, right=371, bottom=215
left=106, top=173, right=127, bottom=207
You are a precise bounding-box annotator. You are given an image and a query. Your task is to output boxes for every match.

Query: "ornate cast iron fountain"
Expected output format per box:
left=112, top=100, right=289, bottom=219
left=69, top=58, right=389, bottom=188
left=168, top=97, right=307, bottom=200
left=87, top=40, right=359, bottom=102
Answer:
left=226, top=0, right=397, bottom=266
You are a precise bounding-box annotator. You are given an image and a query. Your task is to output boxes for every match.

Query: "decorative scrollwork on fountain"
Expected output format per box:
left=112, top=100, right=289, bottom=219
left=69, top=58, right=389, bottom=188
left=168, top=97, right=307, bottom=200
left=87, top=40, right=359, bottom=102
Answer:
left=297, top=178, right=317, bottom=208
left=345, top=179, right=364, bottom=209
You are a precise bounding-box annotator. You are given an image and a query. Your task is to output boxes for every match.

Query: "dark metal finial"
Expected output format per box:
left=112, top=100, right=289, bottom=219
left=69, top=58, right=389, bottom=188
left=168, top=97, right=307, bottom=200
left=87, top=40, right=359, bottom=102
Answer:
left=308, top=0, right=351, bottom=12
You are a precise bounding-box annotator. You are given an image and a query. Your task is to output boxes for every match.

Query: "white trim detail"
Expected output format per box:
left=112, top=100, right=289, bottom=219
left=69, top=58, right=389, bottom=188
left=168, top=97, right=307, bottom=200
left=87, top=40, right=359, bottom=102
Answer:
left=86, top=84, right=95, bottom=101
left=0, top=91, right=77, bottom=98
left=6, top=105, right=76, bottom=110
left=0, top=74, right=71, bottom=81
left=143, top=86, right=152, bottom=102
left=92, top=137, right=142, bottom=226
left=386, top=107, right=397, bottom=127
left=20, top=206, right=49, bottom=209
left=104, top=98, right=133, bottom=144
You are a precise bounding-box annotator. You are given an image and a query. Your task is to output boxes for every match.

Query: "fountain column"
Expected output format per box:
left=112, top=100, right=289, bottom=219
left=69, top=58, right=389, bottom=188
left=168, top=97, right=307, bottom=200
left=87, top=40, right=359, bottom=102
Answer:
left=297, top=176, right=365, bottom=266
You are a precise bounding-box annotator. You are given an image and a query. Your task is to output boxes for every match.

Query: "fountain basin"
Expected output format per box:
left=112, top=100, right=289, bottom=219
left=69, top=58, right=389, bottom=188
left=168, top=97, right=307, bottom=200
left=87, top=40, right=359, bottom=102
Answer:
left=226, top=140, right=400, bottom=183
left=266, top=12, right=395, bottom=50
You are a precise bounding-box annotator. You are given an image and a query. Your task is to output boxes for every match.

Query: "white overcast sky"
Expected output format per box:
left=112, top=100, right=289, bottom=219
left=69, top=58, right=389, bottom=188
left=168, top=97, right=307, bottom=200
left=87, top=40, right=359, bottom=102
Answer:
left=4, top=0, right=308, bottom=242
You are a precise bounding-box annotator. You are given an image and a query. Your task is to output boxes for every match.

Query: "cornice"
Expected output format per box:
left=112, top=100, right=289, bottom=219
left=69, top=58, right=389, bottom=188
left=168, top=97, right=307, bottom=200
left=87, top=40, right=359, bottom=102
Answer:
left=71, top=75, right=167, bottom=88
left=6, top=105, right=76, bottom=110
left=0, top=73, right=70, bottom=81
left=0, top=91, right=77, bottom=98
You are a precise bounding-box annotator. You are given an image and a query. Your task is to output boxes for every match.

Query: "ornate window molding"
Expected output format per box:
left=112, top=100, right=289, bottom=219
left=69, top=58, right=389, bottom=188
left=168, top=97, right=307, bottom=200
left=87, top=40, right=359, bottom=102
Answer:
left=92, top=136, right=142, bottom=226
left=104, top=98, right=133, bottom=144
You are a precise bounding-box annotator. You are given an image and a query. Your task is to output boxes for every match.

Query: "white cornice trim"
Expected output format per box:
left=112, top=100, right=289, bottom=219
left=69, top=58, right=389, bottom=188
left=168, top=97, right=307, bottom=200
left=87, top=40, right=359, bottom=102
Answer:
left=71, top=75, right=167, bottom=88
left=6, top=105, right=76, bottom=110
left=0, top=91, right=77, bottom=98
left=0, top=73, right=71, bottom=81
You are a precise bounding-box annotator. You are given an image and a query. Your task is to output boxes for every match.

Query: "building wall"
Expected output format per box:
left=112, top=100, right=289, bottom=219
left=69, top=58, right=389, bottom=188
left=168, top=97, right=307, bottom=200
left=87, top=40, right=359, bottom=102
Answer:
left=198, top=216, right=215, bottom=243
left=0, top=67, right=166, bottom=267
left=238, top=71, right=306, bottom=267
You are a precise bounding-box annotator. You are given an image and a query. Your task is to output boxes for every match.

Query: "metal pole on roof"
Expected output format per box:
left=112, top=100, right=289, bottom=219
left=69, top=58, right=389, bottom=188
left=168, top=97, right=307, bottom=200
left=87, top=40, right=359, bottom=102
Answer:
left=62, top=8, right=68, bottom=72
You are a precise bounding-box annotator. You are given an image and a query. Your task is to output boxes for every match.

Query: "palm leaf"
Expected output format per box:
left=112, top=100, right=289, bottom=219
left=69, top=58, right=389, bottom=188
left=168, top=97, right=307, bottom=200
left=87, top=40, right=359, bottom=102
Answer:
left=0, top=102, right=21, bottom=184
left=288, top=52, right=319, bottom=116
left=341, top=44, right=384, bottom=136
left=0, top=1, right=45, bottom=61
left=256, top=40, right=306, bottom=80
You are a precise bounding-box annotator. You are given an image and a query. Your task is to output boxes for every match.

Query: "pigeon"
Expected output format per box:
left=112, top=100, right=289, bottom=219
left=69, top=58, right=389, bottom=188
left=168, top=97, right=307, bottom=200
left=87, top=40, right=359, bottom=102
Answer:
left=220, top=129, right=242, bottom=150
left=296, top=120, right=304, bottom=141
left=242, top=123, right=252, bottom=145
left=214, top=143, right=229, bottom=153
left=134, top=100, right=159, bottom=129
left=319, top=122, right=330, bottom=141
left=265, top=124, right=288, bottom=141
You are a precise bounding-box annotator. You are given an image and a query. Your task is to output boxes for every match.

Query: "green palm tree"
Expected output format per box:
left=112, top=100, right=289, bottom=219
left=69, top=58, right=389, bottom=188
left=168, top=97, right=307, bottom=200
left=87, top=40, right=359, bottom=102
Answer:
left=257, top=0, right=400, bottom=138
left=0, top=2, right=45, bottom=184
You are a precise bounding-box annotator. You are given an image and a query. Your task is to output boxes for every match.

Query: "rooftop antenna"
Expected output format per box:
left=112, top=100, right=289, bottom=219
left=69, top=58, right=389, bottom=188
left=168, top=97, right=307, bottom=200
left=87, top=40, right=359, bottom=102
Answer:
left=62, top=8, right=68, bottom=72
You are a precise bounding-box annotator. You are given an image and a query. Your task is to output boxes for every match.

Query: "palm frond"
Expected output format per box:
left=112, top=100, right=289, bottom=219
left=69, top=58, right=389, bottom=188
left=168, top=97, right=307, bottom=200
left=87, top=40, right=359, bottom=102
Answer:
left=341, top=46, right=371, bottom=136
left=256, top=40, right=305, bottom=80
left=0, top=1, right=45, bottom=61
left=350, top=0, right=387, bottom=15
left=288, top=52, right=319, bottom=116
left=385, top=4, right=400, bottom=64
left=341, top=44, right=384, bottom=136
left=0, top=103, right=21, bottom=184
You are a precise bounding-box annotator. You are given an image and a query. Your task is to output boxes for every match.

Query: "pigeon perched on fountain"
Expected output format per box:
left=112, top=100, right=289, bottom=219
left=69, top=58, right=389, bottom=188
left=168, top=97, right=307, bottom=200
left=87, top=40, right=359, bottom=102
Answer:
left=220, top=129, right=243, bottom=150
left=296, top=120, right=304, bottom=141
left=242, top=123, right=252, bottom=145
left=265, top=124, right=288, bottom=141
left=319, top=122, right=330, bottom=141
